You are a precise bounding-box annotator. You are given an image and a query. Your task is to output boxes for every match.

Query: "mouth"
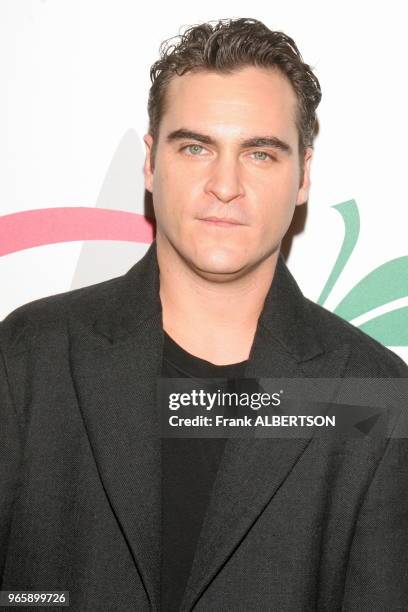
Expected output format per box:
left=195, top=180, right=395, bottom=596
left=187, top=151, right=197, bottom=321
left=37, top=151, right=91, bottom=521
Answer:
left=198, top=216, right=245, bottom=227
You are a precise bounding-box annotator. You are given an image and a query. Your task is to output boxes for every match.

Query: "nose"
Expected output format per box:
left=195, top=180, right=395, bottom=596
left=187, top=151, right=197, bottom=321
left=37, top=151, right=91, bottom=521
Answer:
left=204, top=152, right=244, bottom=203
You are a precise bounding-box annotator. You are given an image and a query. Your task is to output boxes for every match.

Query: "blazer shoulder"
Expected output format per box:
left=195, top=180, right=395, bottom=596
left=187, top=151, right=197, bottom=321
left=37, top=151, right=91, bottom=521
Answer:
left=305, top=297, right=408, bottom=377
left=0, top=274, right=125, bottom=355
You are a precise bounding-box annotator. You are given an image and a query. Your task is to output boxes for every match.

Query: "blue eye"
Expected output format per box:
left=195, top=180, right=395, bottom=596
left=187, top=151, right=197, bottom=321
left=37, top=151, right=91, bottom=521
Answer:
left=251, top=151, right=272, bottom=161
left=184, top=144, right=205, bottom=155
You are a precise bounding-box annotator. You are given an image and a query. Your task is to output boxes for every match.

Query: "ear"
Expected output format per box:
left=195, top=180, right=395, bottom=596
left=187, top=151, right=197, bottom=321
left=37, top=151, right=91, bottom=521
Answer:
left=143, top=133, right=154, bottom=193
left=296, top=147, right=313, bottom=206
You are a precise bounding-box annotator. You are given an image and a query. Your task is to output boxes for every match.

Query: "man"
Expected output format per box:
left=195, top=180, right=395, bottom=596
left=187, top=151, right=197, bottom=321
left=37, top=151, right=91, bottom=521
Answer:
left=1, top=17, right=407, bottom=612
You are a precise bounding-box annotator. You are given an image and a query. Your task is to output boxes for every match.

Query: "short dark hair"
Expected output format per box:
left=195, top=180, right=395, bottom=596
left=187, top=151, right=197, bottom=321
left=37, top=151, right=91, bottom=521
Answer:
left=147, top=17, right=322, bottom=164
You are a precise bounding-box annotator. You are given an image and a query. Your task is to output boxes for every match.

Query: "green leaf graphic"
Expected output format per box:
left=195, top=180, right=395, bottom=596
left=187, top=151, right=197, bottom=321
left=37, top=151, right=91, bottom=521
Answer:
left=317, top=199, right=360, bottom=306
left=334, top=256, right=408, bottom=321
left=317, top=198, right=407, bottom=348
left=358, top=306, right=408, bottom=346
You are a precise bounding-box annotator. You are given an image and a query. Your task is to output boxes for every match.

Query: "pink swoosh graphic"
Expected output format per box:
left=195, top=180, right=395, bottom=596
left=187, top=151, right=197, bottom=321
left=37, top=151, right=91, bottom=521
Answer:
left=0, top=207, right=154, bottom=256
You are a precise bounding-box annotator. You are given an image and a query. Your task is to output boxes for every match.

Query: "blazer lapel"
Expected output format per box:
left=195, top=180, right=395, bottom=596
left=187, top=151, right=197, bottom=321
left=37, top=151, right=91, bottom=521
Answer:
left=180, top=252, right=351, bottom=611
left=69, top=242, right=164, bottom=611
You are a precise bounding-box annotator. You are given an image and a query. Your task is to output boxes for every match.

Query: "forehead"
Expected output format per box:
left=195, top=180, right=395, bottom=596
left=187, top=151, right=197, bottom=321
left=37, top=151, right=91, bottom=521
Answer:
left=160, top=66, right=299, bottom=141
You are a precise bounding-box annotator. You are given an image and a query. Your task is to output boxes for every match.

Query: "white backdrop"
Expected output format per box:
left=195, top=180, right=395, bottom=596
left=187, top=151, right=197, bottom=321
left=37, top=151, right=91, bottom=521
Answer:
left=1, top=0, right=407, bottom=363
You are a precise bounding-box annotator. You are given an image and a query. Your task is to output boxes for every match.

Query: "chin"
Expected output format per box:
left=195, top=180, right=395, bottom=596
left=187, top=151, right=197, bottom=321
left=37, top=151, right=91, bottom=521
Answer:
left=192, top=250, right=248, bottom=277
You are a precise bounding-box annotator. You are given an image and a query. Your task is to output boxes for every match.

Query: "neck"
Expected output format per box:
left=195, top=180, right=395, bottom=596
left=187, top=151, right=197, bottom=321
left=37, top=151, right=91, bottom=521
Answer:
left=156, top=236, right=280, bottom=365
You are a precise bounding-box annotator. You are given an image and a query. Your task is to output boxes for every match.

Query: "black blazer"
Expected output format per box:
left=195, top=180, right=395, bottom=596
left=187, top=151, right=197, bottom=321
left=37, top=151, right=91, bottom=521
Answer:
left=1, top=241, right=407, bottom=611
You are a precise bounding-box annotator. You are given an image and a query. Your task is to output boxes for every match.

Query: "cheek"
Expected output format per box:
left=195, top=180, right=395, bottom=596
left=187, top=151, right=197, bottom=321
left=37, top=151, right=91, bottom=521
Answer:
left=152, top=170, right=200, bottom=235
left=156, top=156, right=203, bottom=201
left=252, top=183, right=297, bottom=234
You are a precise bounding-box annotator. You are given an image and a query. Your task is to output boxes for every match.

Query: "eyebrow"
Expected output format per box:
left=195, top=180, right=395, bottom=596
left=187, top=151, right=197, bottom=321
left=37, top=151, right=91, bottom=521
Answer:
left=165, top=128, right=293, bottom=155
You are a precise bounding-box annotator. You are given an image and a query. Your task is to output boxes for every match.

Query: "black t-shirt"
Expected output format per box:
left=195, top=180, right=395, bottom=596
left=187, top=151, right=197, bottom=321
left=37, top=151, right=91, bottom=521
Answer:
left=160, top=331, right=248, bottom=611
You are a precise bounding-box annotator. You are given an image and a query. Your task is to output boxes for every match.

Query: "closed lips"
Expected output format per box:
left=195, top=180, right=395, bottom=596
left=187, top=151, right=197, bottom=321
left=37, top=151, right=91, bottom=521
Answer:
left=200, top=217, right=244, bottom=224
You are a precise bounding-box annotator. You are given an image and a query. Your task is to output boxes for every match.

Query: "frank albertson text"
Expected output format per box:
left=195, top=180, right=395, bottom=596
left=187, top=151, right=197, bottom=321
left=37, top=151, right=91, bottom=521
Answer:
left=168, top=415, right=336, bottom=427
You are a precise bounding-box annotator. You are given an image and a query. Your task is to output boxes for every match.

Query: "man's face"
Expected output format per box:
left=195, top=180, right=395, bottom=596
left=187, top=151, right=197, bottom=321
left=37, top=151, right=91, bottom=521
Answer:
left=144, top=65, right=312, bottom=280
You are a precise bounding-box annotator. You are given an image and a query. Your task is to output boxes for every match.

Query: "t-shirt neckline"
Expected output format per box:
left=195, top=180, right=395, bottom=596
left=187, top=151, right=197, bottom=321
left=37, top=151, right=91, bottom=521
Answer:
left=163, top=330, right=248, bottom=378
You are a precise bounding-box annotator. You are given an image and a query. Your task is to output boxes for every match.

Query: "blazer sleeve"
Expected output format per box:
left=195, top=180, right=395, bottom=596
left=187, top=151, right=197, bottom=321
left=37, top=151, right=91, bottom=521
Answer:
left=0, top=335, right=22, bottom=586
left=341, top=433, right=408, bottom=610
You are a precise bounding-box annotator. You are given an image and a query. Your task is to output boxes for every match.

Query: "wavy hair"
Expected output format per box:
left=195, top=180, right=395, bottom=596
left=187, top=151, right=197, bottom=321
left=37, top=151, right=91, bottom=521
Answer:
left=147, top=17, right=322, bottom=163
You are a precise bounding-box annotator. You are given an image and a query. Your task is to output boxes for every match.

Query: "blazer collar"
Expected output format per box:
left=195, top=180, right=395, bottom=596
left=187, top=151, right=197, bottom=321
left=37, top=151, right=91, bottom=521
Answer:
left=93, top=240, right=162, bottom=344
left=94, top=239, right=324, bottom=364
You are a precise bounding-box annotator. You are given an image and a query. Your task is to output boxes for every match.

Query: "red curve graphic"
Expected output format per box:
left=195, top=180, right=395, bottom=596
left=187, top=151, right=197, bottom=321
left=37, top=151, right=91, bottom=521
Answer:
left=0, top=208, right=155, bottom=256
